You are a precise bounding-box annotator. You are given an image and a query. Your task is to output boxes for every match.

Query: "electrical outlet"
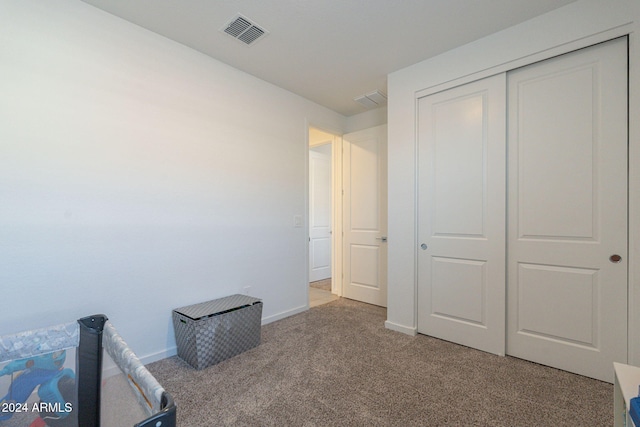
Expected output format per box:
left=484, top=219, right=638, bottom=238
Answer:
left=293, top=215, right=303, bottom=227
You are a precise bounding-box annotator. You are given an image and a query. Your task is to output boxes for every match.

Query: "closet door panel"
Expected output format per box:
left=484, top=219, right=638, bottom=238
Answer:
left=507, top=37, right=628, bottom=382
left=417, top=73, right=506, bottom=356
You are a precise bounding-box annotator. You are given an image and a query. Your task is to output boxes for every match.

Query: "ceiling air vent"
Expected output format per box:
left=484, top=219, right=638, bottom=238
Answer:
left=354, top=90, right=387, bottom=109
left=221, top=14, right=268, bottom=46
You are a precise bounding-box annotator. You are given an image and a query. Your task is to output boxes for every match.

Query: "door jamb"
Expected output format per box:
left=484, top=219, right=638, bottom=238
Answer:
left=307, top=124, right=343, bottom=298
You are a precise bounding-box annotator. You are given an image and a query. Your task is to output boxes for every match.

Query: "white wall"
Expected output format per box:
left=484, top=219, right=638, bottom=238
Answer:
left=309, top=128, right=336, bottom=147
left=345, top=107, right=387, bottom=133
left=387, top=0, right=640, bottom=364
left=0, top=0, right=345, bottom=363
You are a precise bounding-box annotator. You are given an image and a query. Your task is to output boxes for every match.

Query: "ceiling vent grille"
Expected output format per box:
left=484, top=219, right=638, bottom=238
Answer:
left=222, top=14, right=268, bottom=46
left=354, top=90, right=388, bottom=109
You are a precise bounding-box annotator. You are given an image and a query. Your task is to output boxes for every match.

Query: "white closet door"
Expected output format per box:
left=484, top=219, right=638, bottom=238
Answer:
left=507, top=38, right=628, bottom=382
left=417, top=74, right=506, bottom=356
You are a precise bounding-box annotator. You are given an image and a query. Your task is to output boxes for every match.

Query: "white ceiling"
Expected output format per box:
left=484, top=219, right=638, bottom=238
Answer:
left=80, top=0, right=576, bottom=116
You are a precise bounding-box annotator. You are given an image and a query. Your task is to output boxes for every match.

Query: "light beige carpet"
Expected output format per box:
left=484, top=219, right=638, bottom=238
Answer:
left=147, top=298, right=612, bottom=426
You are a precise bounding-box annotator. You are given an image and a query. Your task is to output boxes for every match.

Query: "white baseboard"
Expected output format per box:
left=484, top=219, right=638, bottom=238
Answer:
left=261, top=304, right=308, bottom=325
left=139, top=346, right=178, bottom=365
left=384, top=320, right=417, bottom=336
left=103, top=305, right=308, bottom=377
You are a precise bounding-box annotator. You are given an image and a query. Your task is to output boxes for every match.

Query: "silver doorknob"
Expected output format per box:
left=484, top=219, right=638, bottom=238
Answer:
left=376, top=236, right=388, bottom=242
left=420, top=243, right=428, bottom=250
left=610, top=254, right=622, bottom=263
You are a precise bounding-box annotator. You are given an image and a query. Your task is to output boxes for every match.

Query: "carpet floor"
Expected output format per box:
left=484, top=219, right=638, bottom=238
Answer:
left=147, top=298, right=612, bottom=426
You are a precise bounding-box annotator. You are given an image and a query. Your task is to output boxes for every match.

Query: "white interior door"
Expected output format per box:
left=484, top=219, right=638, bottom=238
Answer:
left=417, top=74, right=507, bottom=355
left=506, top=38, right=628, bottom=382
left=309, top=147, right=332, bottom=282
left=343, top=125, right=387, bottom=307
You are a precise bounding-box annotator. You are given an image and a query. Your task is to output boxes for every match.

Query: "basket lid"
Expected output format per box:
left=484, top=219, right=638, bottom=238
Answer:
left=174, top=294, right=262, bottom=320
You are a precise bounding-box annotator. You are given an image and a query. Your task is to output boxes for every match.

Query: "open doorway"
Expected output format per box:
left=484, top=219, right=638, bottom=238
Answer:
left=309, top=127, right=340, bottom=307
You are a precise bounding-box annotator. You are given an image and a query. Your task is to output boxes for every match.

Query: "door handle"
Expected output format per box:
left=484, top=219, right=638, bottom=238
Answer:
left=376, top=236, right=388, bottom=242
left=610, top=254, right=622, bottom=263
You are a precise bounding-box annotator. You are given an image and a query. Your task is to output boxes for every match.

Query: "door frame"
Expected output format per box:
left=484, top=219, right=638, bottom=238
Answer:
left=306, top=123, right=344, bottom=301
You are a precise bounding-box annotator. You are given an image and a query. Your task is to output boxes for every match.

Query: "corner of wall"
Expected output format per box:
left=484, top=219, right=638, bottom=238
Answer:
left=384, top=320, right=417, bottom=336
left=345, top=107, right=387, bottom=133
